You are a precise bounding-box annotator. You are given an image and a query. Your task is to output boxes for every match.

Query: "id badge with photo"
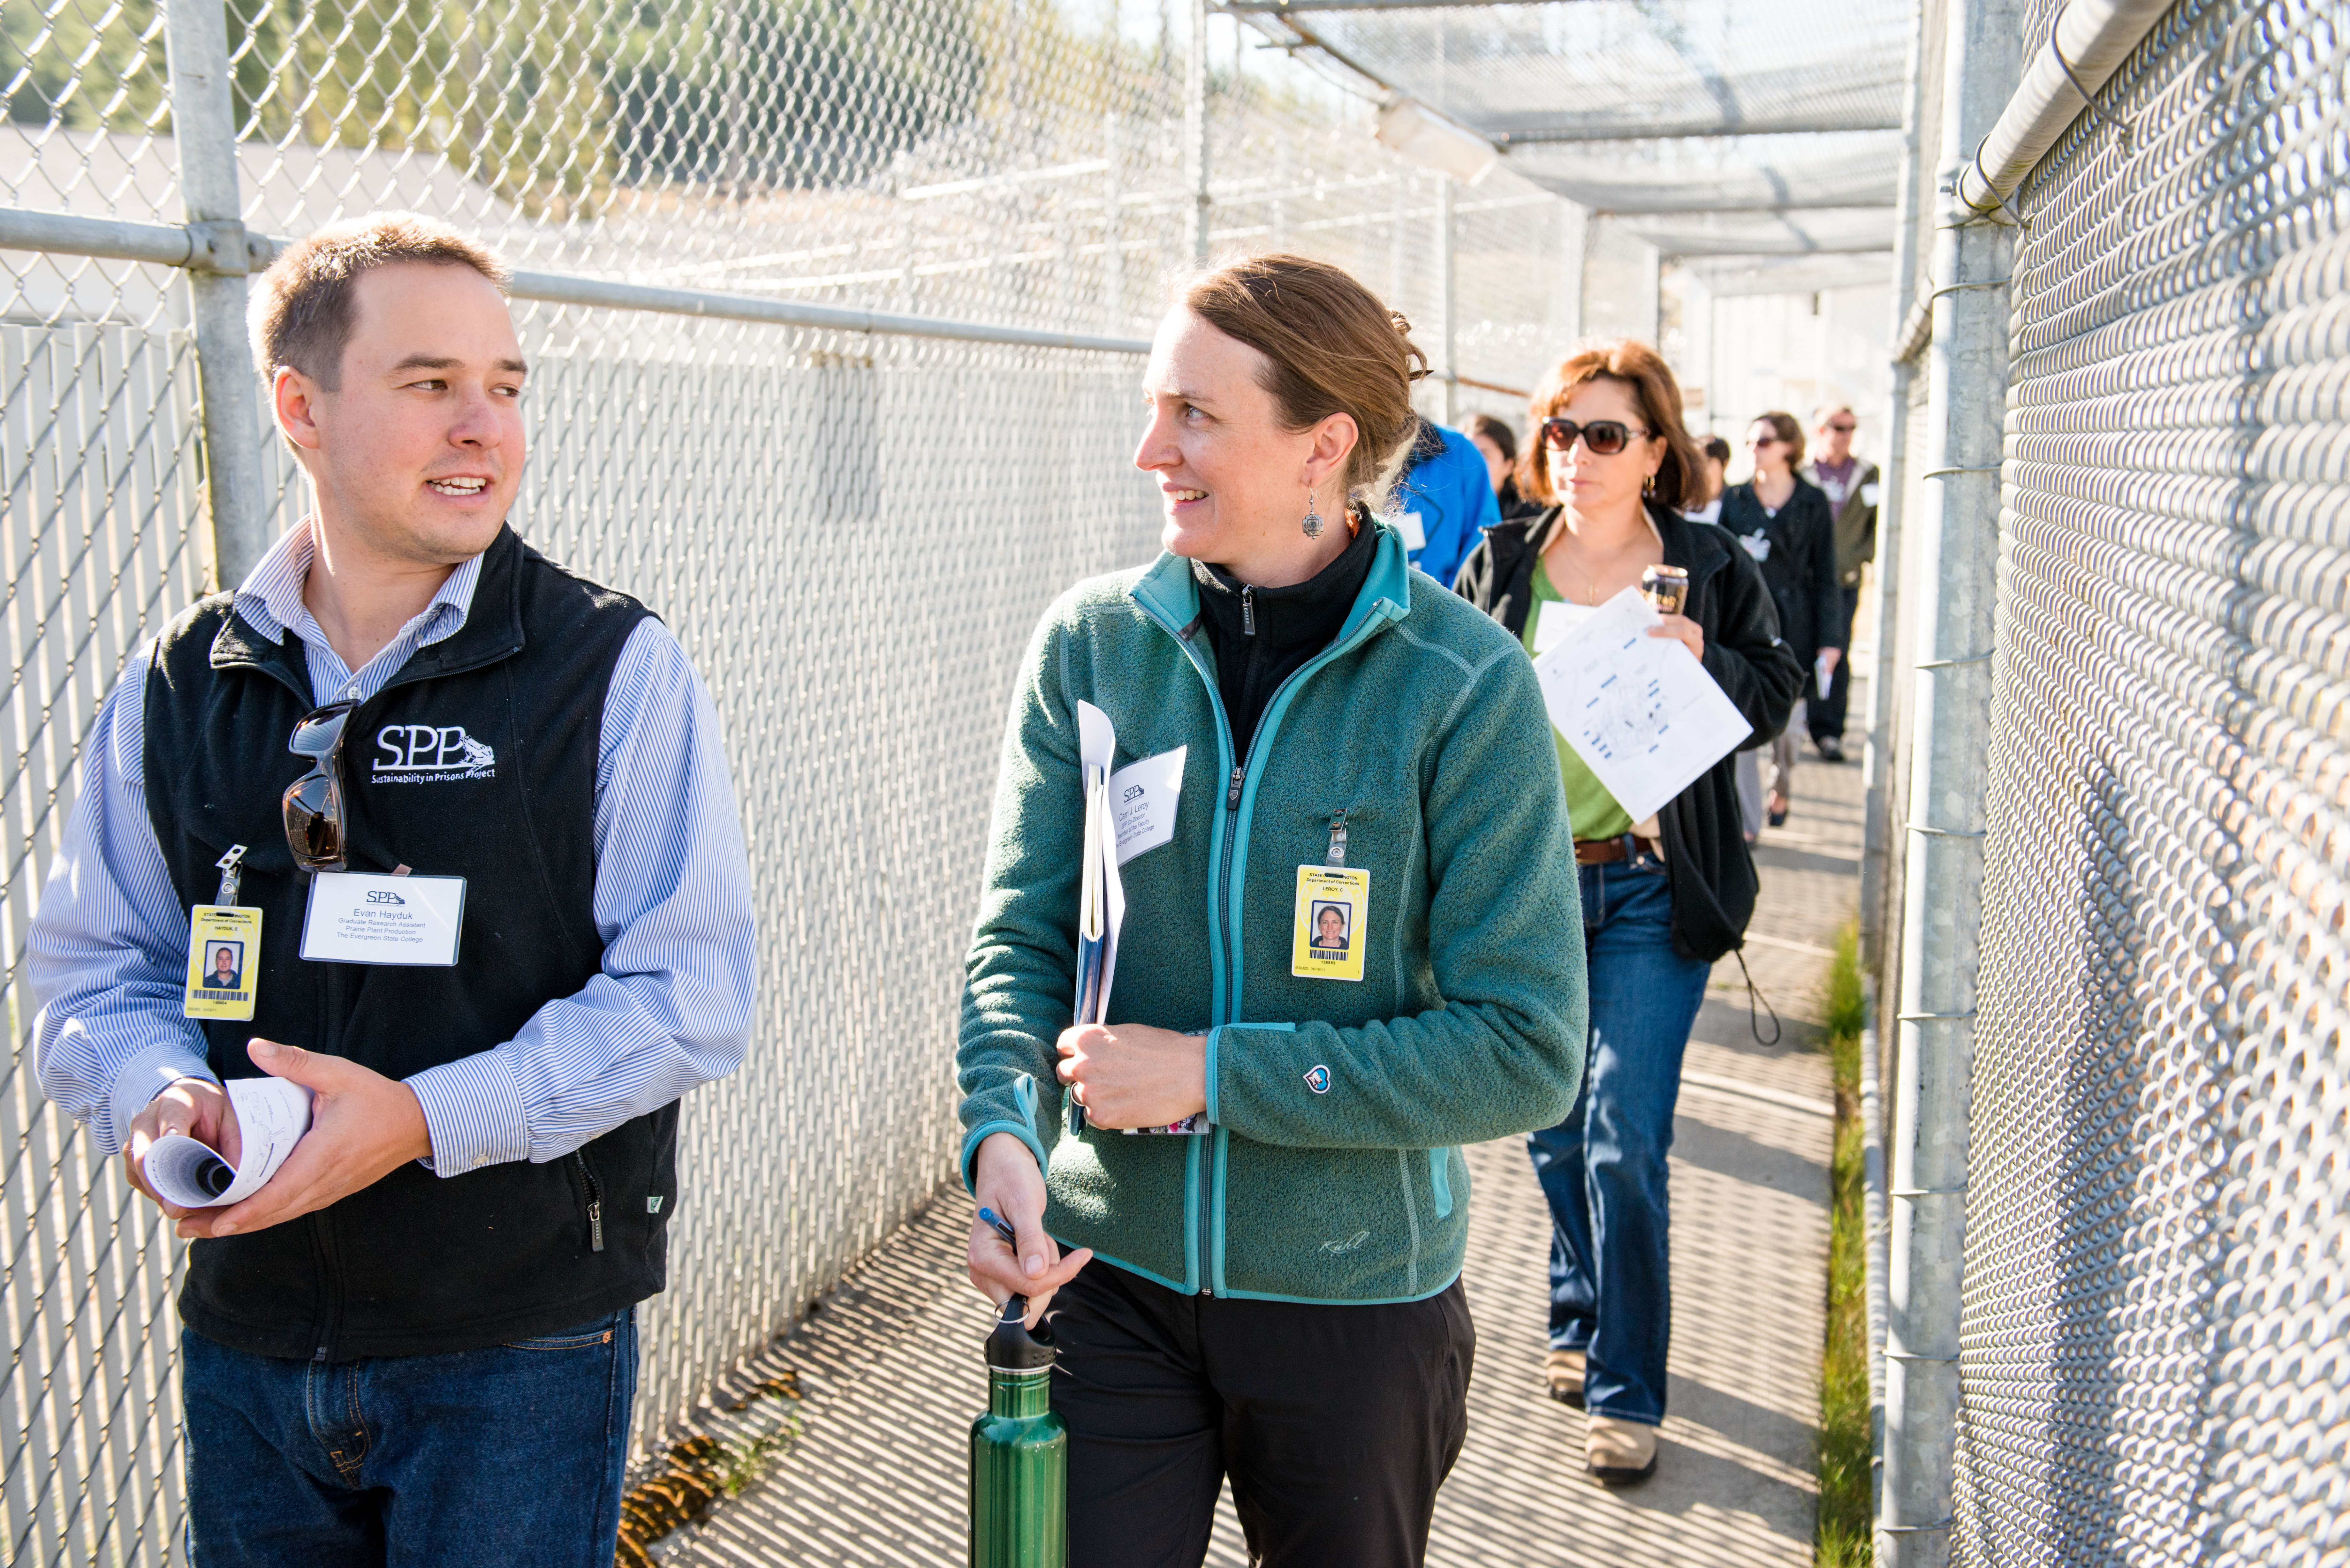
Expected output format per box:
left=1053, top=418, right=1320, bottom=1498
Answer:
left=1291, top=865, right=1370, bottom=982
left=184, top=906, right=262, bottom=1020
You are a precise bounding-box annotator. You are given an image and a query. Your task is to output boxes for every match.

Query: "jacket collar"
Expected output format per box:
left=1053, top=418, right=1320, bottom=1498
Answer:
left=211, top=524, right=530, bottom=693
left=1132, top=517, right=1414, bottom=645
left=1493, top=500, right=1736, bottom=593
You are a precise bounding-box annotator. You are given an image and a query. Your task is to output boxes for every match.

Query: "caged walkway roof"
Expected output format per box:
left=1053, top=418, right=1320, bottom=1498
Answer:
left=1229, top=0, right=1914, bottom=284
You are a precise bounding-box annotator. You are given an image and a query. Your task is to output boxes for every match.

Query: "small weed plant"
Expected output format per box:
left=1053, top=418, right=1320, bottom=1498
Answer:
left=1816, top=920, right=1871, bottom=1567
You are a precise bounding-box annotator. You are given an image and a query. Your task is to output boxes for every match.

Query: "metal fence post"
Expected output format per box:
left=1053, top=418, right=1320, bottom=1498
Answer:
left=1883, top=0, right=2022, bottom=1559
left=1436, top=173, right=1455, bottom=425
left=1576, top=212, right=1601, bottom=341
left=1104, top=111, right=1125, bottom=330
left=1862, top=4, right=1932, bottom=1555
left=1186, top=0, right=1210, bottom=263
left=1862, top=0, right=1933, bottom=986
left=164, top=0, right=270, bottom=592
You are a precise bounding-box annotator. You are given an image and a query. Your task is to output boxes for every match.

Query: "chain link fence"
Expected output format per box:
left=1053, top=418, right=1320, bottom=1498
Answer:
left=1863, top=0, right=2350, bottom=1559
left=1960, top=0, right=2350, bottom=1557
left=1, top=1, right=1582, bottom=1560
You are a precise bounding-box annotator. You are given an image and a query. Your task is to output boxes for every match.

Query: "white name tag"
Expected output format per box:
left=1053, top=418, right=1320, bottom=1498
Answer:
left=1390, top=510, right=1427, bottom=551
left=1108, top=746, right=1186, bottom=865
left=300, top=872, right=466, bottom=966
left=1861, top=483, right=1882, bottom=507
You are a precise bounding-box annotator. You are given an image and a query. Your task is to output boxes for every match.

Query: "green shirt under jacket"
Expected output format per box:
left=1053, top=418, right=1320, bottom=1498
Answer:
left=957, top=526, right=1588, bottom=1304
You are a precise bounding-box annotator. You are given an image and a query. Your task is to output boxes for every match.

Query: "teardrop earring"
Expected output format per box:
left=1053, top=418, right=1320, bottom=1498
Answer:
left=1301, top=489, right=1324, bottom=539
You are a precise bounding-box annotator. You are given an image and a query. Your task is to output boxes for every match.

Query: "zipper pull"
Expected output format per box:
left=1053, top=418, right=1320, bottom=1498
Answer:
left=1226, top=766, right=1244, bottom=811
left=575, top=1152, right=606, bottom=1252
left=1240, top=586, right=1255, bottom=637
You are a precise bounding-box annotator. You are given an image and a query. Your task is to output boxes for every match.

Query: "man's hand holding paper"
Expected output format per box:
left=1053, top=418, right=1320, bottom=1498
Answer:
left=126, top=1076, right=243, bottom=1217
left=143, top=1039, right=429, bottom=1240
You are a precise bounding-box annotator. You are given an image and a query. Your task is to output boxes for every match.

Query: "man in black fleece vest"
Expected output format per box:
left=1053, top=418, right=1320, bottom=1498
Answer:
left=28, top=215, right=756, bottom=1564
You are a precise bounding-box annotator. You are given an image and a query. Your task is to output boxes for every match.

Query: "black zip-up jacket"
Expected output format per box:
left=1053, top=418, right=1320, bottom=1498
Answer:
left=1717, top=478, right=1845, bottom=668
left=1191, top=508, right=1379, bottom=757
left=1452, top=502, right=1805, bottom=962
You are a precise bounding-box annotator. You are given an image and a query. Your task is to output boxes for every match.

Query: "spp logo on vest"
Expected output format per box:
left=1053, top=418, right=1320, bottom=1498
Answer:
left=374, top=724, right=497, bottom=784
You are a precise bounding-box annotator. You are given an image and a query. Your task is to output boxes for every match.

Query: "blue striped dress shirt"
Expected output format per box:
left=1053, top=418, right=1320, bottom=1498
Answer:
left=29, top=523, right=756, bottom=1175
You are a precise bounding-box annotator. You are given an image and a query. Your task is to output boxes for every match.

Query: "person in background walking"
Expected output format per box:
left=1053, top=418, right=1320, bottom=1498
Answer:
left=1685, top=431, right=1760, bottom=834
left=960, top=253, right=1587, bottom=1568
left=1719, top=411, right=1841, bottom=828
left=1467, top=412, right=1536, bottom=519
left=1453, top=341, right=1801, bottom=1487
left=1681, top=435, right=1732, bottom=526
left=1391, top=413, right=1503, bottom=587
left=1799, top=404, right=1879, bottom=762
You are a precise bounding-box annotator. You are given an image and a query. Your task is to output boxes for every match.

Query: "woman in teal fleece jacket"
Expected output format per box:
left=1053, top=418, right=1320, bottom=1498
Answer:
left=957, top=254, right=1588, bottom=1568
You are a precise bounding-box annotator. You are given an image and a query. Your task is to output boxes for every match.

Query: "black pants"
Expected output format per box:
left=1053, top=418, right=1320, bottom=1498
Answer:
left=1810, top=584, right=1862, bottom=741
left=1045, top=1262, right=1474, bottom=1568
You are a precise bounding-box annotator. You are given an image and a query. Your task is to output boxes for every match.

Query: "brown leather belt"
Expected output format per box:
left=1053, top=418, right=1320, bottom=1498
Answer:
left=1573, top=836, right=1660, bottom=866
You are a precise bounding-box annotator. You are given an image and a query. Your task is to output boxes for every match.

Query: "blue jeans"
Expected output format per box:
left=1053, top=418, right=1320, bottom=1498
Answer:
left=182, top=1310, right=636, bottom=1566
left=1526, top=848, right=1710, bottom=1426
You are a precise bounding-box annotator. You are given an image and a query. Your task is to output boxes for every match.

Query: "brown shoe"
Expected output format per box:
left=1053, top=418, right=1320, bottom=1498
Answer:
left=1544, top=1348, right=1586, bottom=1408
left=1586, top=1415, right=1659, bottom=1486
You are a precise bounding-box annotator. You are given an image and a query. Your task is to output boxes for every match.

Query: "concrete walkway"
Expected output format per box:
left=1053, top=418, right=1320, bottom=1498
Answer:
left=648, top=754, right=1855, bottom=1567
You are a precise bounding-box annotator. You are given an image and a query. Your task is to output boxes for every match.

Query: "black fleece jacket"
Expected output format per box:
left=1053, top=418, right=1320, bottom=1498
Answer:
left=1452, top=501, right=1806, bottom=962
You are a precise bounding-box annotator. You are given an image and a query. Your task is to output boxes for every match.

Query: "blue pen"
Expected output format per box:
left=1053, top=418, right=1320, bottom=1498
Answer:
left=978, top=1206, right=1019, bottom=1247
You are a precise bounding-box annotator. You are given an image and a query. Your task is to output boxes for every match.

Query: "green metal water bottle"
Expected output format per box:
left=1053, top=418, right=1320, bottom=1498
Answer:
left=968, top=1293, right=1067, bottom=1568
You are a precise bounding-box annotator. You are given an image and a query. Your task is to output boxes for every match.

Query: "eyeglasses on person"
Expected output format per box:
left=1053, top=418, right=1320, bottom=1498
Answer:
left=1540, top=417, right=1652, bottom=456
left=283, top=698, right=360, bottom=873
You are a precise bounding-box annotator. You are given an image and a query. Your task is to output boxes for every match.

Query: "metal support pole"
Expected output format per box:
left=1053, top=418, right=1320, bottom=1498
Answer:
left=1577, top=212, right=1602, bottom=341
left=1103, top=111, right=1125, bottom=332
left=1436, top=175, right=1455, bottom=426
left=164, top=0, right=270, bottom=592
left=1272, top=131, right=1292, bottom=248
left=1882, top=0, right=2022, bottom=1559
left=1637, top=236, right=1660, bottom=344
left=1185, top=0, right=1210, bottom=263
left=1861, top=0, right=1934, bottom=981
left=1705, top=285, right=1719, bottom=437
left=1570, top=202, right=1588, bottom=345
left=1859, top=4, right=1931, bottom=1537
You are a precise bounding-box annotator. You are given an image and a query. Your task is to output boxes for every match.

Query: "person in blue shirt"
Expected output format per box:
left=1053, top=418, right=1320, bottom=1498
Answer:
left=1388, top=416, right=1502, bottom=588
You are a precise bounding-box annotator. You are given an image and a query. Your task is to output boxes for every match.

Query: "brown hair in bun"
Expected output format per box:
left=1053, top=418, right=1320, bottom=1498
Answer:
left=1181, top=253, right=1428, bottom=506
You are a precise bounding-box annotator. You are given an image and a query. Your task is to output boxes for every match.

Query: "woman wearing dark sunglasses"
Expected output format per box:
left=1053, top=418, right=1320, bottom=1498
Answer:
left=1453, top=340, right=1801, bottom=1486
left=1719, top=411, right=1843, bottom=827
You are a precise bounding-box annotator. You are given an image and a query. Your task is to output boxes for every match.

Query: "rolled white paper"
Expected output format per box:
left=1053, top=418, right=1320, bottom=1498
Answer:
left=143, top=1077, right=314, bottom=1209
